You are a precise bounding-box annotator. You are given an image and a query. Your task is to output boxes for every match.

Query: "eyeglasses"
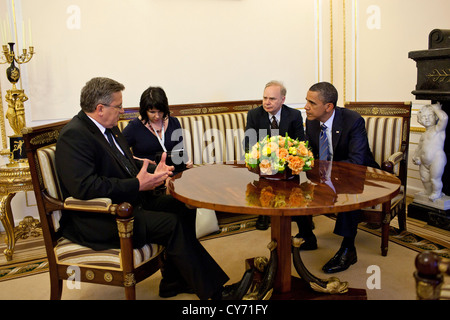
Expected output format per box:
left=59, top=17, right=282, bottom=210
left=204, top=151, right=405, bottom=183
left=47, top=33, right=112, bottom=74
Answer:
left=101, top=103, right=123, bottom=110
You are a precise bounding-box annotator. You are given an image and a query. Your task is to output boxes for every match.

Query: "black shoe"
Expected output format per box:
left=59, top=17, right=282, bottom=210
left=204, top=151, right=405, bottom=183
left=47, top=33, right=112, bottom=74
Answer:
left=294, top=233, right=318, bottom=251
left=159, top=278, right=195, bottom=298
left=212, top=268, right=254, bottom=300
left=322, top=247, right=357, bottom=274
left=219, top=283, right=241, bottom=300
left=256, top=215, right=270, bottom=230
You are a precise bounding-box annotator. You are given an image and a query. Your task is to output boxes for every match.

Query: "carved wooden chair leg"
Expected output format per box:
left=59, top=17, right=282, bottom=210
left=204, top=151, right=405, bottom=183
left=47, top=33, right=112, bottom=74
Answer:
left=117, top=204, right=137, bottom=300
left=397, top=206, right=407, bottom=231
left=381, top=201, right=390, bottom=256
left=124, top=285, right=136, bottom=300
left=50, top=275, right=63, bottom=300
left=292, top=237, right=349, bottom=295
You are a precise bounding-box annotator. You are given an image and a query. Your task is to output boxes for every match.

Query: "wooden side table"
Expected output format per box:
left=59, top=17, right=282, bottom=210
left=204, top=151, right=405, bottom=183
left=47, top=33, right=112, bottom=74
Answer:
left=0, top=161, right=41, bottom=261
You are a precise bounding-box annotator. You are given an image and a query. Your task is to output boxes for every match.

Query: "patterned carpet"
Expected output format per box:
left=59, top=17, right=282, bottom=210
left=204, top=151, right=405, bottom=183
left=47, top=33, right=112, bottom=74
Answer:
left=359, top=217, right=450, bottom=259
left=390, top=228, right=450, bottom=258
left=0, top=235, right=48, bottom=282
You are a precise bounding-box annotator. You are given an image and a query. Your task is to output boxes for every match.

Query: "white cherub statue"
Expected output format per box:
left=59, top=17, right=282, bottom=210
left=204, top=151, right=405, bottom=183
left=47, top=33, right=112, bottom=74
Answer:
left=412, top=102, right=448, bottom=202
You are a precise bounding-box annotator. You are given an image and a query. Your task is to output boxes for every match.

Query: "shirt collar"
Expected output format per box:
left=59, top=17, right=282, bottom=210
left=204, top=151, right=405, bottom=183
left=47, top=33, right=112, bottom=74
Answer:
left=268, top=107, right=282, bottom=123
left=321, top=109, right=335, bottom=129
left=87, top=114, right=108, bottom=136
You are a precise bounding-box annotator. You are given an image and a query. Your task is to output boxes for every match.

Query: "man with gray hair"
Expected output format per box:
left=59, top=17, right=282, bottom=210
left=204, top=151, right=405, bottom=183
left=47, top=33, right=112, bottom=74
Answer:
left=244, top=80, right=305, bottom=230
left=55, top=77, right=239, bottom=300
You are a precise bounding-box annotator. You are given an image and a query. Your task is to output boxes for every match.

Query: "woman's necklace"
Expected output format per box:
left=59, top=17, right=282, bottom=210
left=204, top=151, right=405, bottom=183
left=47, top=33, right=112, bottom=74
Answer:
left=146, top=120, right=163, bottom=136
left=147, top=120, right=167, bottom=152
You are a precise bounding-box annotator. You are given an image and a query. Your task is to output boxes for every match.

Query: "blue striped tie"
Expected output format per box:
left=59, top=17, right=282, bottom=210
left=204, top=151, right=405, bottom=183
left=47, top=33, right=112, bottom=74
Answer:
left=319, top=124, right=330, bottom=161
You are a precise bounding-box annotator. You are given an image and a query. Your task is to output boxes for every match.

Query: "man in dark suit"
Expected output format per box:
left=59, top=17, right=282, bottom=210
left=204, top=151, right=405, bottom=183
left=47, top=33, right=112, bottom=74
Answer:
left=301, top=81, right=380, bottom=273
left=55, top=77, right=237, bottom=300
left=244, top=80, right=305, bottom=230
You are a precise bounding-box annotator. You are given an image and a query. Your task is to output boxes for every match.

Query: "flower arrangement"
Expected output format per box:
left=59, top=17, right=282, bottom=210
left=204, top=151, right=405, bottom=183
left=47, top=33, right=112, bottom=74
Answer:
left=245, top=134, right=314, bottom=176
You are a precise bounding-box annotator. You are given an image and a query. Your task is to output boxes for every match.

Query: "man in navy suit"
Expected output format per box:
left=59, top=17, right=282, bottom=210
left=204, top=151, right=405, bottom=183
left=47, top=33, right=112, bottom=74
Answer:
left=300, top=81, right=379, bottom=273
left=244, top=80, right=305, bottom=230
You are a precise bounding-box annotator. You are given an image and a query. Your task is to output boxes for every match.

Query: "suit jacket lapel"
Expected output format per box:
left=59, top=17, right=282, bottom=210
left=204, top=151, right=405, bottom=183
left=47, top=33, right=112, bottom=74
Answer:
left=111, top=127, right=139, bottom=170
left=278, top=105, right=288, bottom=134
left=313, top=122, right=321, bottom=153
left=331, top=107, right=343, bottom=152
left=82, top=112, right=117, bottom=158
left=306, top=119, right=321, bottom=156
left=79, top=111, right=137, bottom=175
left=260, top=108, right=271, bottom=131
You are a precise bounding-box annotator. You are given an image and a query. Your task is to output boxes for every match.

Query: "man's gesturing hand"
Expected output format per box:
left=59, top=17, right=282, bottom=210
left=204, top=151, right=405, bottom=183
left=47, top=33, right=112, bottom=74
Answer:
left=137, top=153, right=174, bottom=191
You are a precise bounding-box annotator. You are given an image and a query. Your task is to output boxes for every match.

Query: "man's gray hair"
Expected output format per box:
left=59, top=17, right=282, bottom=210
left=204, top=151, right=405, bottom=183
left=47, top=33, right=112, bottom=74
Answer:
left=265, top=80, right=287, bottom=97
left=80, top=77, right=125, bottom=113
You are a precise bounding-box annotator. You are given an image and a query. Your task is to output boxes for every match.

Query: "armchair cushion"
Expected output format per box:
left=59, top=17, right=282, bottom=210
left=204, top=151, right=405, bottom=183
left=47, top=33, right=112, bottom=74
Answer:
left=360, top=115, right=407, bottom=219
left=363, top=115, right=403, bottom=175
left=55, top=238, right=164, bottom=270
left=37, top=144, right=62, bottom=231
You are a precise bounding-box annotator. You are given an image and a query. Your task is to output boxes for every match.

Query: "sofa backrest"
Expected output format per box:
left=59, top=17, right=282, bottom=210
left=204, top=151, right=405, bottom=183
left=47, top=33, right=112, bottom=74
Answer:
left=345, top=101, right=412, bottom=181
left=118, top=100, right=261, bottom=164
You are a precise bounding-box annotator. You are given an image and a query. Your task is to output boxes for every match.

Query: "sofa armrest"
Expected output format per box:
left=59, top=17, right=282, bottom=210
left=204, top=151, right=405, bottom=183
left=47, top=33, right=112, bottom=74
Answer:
left=381, top=151, right=404, bottom=174
left=64, top=196, right=112, bottom=210
left=63, top=196, right=133, bottom=218
left=39, top=192, right=128, bottom=217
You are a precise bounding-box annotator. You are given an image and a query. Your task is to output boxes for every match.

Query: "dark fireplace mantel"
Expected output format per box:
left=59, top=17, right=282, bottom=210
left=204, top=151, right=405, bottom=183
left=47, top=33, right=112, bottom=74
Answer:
left=409, top=48, right=450, bottom=101
left=409, top=29, right=450, bottom=102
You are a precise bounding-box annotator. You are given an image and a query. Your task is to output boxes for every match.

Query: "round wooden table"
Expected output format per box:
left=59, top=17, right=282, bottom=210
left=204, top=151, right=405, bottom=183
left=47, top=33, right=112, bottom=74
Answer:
left=168, top=160, right=401, bottom=299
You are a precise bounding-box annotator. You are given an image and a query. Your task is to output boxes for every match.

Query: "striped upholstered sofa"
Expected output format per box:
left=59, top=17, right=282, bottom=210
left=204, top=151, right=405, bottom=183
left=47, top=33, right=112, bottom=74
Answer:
left=118, top=100, right=261, bottom=165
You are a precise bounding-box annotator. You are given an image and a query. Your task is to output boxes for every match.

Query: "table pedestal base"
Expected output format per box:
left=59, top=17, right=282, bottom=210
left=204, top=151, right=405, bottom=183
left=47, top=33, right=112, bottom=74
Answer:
left=271, top=276, right=367, bottom=300
left=244, top=255, right=367, bottom=300
left=244, top=235, right=368, bottom=300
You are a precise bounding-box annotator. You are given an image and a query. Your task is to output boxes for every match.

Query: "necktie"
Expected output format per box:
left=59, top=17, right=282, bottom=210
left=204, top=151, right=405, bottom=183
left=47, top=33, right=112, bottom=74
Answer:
left=105, top=129, right=138, bottom=176
left=270, top=116, right=279, bottom=129
left=319, top=124, right=330, bottom=161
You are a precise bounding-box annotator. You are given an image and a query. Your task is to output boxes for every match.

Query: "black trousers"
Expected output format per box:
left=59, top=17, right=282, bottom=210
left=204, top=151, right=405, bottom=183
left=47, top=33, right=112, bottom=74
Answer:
left=61, top=193, right=228, bottom=299
left=135, top=194, right=229, bottom=300
left=293, top=210, right=361, bottom=239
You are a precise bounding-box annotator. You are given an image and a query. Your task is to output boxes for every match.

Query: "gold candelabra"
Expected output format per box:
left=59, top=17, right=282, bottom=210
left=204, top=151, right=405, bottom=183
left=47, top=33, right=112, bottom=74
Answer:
left=1, top=42, right=35, bottom=65
left=0, top=42, right=35, bottom=162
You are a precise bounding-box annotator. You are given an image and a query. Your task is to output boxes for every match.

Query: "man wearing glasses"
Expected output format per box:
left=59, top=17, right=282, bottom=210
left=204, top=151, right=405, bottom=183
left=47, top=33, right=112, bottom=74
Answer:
left=55, top=77, right=238, bottom=300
